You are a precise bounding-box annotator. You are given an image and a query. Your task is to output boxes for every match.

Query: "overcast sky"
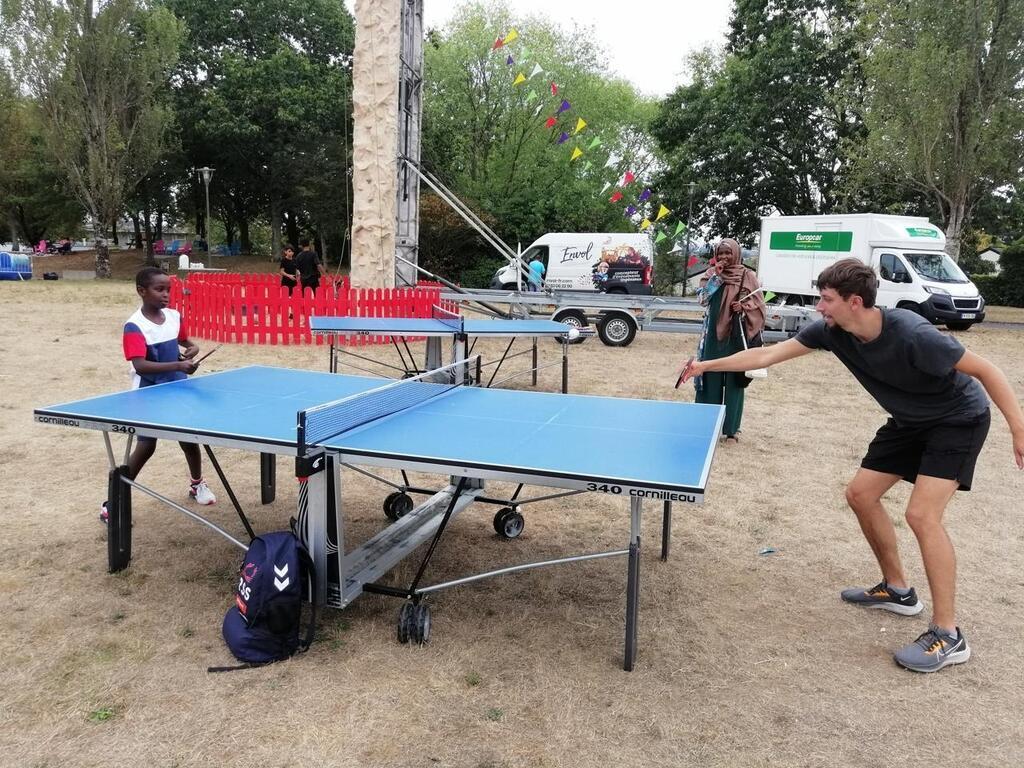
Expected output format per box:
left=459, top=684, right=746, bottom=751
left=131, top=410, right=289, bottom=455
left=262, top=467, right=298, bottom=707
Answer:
left=345, top=1, right=734, bottom=97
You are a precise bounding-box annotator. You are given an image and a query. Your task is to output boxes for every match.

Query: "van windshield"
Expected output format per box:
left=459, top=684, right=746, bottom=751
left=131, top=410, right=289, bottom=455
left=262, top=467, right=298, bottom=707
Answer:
left=903, top=252, right=970, bottom=284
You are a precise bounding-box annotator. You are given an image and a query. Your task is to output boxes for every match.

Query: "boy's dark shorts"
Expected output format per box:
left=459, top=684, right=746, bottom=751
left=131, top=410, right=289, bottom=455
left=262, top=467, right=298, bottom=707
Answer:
left=861, top=409, right=991, bottom=491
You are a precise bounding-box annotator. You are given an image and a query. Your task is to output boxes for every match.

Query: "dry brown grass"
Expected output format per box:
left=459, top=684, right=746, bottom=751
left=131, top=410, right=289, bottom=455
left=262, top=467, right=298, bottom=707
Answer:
left=2, top=279, right=1024, bottom=768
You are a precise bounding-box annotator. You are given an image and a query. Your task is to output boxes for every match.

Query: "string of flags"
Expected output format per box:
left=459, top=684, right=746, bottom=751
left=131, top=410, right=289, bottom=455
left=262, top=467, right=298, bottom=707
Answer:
left=491, top=28, right=697, bottom=265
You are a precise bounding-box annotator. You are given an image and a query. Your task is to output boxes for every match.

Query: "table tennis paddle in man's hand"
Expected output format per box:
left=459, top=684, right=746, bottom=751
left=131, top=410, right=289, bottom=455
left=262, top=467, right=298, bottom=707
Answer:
left=674, top=356, right=695, bottom=389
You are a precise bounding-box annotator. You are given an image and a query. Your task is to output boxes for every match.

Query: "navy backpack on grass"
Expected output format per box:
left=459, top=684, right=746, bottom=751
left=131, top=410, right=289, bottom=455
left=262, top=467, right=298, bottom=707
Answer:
left=209, top=530, right=316, bottom=672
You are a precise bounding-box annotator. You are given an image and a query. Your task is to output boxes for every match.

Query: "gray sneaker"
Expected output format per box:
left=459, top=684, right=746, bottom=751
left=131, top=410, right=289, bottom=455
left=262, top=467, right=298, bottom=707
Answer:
left=894, top=626, right=970, bottom=673
left=840, top=581, right=924, bottom=615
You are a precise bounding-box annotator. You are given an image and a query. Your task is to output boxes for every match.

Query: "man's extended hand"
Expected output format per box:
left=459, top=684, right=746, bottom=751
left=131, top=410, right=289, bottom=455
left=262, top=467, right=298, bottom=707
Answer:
left=1013, top=428, right=1024, bottom=470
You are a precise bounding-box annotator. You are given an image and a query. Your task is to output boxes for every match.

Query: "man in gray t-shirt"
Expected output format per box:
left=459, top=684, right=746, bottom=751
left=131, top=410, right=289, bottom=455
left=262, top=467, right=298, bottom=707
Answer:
left=680, top=258, right=1024, bottom=674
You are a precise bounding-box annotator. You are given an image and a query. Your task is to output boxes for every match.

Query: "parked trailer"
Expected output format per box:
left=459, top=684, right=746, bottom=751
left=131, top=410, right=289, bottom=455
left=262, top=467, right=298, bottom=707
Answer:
left=441, top=288, right=814, bottom=347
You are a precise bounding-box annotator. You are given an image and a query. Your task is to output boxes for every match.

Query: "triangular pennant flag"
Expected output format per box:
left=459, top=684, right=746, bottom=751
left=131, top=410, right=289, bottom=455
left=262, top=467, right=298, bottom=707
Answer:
left=521, top=46, right=530, bottom=59
left=623, top=171, right=636, bottom=185
left=604, top=155, right=619, bottom=169
left=557, top=131, right=570, bottom=144
left=570, top=147, right=583, bottom=161
left=526, top=89, right=539, bottom=103
left=655, top=231, right=667, bottom=244
left=669, top=240, right=683, bottom=253
left=506, top=55, right=514, bottom=66
left=609, top=191, right=623, bottom=203
left=532, top=103, right=544, bottom=117
left=688, top=255, right=698, bottom=267
left=545, top=117, right=557, bottom=129
left=503, top=29, right=519, bottom=44
left=656, top=204, right=671, bottom=221
left=556, top=99, right=571, bottom=115
left=673, top=221, right=686, bottom=237
left=764, top=290, right=776, bottom=302
left=529, top=63, right=543, bottom=79
left=574, top=117, right=587, bottom=134
left=640, top=218, right=652, bottom=230
left=513, top=73, right=526, bottom=86
left=550, top=81, right=558, bottom=95
left=600, top=181, right=612, bottom=194
left=638, top=188, right=651, bottom=203
left=492, top=37, right=504, bottom=51
left=587, top=136, right=602, bottom=150
left=625, top=204, right=637, bottom=216
left=583, top=160, right=592, bottom=171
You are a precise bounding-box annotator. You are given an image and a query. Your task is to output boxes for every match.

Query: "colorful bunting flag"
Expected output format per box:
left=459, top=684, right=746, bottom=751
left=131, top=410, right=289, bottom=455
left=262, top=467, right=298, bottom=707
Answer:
left=573, top=117, right=587, bottom=134
left=655, top=231, right=667, bottom=244
left=623, top=171, right=635, bottom=185
left=521, top=46, right=531, bottom=59
left=600, top=181, right=612, bottom=194
left=583, top=160, right=592, bottom=171
left=638, top=188, right=651, bottom=203
left=570, top=147, right=583, bottom=161
left=503, top=29, right=519, bottom=44
left=625, top=204, right=637, bottom=216
left=532, top=103, right=544, bottom=117
left=673, top=221, right=686, bottom=237
left=529, top=63, right=543, bottom=79
left=764, top=290, right=776, bottom=302
left=656, top=204, right=671, bottom=221
left=513, top=72, right=526, bottom=86
left=526, top=89, right=539, bottom=103
left=609, top=191, right=623, bottom=203
left=587, top=136, right=602, bottom=150
left=506, top=55, right=514, bottom=66
left=556, top=99, right=571, bottom=115
left=640, top=218, right=652, bottom=230
left=687, top=255, right=698, bottom=267
left=604, top=155, right=619, bottom=169
left=492, top=37, right=504, bottom=51
left=550, top=82, right=558, bottom=95
left=557, top=131, right=569, bottom=144
left=545, top=117, right=557, bottom=129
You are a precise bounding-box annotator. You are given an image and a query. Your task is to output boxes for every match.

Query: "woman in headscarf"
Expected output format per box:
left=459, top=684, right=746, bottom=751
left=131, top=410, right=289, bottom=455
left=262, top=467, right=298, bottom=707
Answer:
left=692, top=238, right=767, bottom=441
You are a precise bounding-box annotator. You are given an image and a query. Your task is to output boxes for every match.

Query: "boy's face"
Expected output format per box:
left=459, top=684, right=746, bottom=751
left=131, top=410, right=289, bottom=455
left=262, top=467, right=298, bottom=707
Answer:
left=138, top=273, right=171, bottom=310
left=284, top=248, right=294, bottom=259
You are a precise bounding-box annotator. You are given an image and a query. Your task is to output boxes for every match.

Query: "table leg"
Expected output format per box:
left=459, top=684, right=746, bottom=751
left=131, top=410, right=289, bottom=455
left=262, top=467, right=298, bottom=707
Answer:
left=106, top=465, right=132, bottom=572
left=260, top=452, right=276, bottom=504
left=624, top=496, right=642, bottom=671
left=661, top=500, right=672, bottom=561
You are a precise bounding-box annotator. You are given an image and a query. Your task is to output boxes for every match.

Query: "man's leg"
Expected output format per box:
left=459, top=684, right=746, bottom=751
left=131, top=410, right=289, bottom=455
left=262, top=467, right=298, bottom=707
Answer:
left=903, top=475, right=960, bottom=631
left=844, top=468, right=905, bottom=585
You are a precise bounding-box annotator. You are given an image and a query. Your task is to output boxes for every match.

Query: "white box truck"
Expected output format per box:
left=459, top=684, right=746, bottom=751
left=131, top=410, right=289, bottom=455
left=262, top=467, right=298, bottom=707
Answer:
left=758, top=214, right=985, bottom=330
left=492, top=232, right=654, bottom=295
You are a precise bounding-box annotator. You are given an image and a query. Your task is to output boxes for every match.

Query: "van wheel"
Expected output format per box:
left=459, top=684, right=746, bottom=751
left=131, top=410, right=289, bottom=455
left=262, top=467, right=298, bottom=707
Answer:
left=783, top=294, right=803, bottom=307
left=898, top=302, right=923, bottom=316
left=552, top=310, right=588, bottom=344
left=597, top=313, right=637, bottom=347
left=945, top=322, right=973, bottom=331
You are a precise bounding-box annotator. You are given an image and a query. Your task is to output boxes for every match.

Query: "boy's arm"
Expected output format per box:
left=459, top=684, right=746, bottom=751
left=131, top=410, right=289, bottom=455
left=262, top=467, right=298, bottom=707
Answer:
left=954, top=350, right=1024, bottom=468
left=680, top=338, right=813, bottom=383
left=132, top=356, right=198, bottom=375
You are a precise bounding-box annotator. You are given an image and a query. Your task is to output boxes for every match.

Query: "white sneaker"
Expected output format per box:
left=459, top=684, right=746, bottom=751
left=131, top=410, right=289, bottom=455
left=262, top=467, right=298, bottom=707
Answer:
left=189, top=480, right=217, bottom=506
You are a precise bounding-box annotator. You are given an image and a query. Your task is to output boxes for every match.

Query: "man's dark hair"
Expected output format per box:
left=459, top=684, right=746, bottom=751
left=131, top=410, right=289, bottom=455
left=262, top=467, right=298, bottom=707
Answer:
left=817, top=258, right=878, bottom=308
left=299, top=238, right=311, bottom=249
left=136, top=266, right=167, bottom=289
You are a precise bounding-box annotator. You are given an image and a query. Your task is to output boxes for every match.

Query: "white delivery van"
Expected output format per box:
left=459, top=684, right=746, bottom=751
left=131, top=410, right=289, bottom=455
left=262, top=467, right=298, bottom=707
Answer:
left=492, top=232, right=655, bottom=295
left=758, top=214, right=985, bottom=330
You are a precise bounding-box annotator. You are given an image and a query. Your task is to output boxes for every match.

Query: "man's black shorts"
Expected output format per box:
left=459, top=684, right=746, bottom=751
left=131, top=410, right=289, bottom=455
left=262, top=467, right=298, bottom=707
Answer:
left=861, top=409, right=991, bottom=491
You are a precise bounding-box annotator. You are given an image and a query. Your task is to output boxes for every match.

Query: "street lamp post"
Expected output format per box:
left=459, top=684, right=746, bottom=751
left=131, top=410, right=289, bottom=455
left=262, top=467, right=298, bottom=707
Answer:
left=198, top=167, right=214, bottom=254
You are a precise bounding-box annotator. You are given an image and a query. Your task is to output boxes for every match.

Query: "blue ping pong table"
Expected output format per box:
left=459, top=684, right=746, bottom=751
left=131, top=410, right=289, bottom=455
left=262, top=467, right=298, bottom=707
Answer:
left=34, top=362, right=724, bottom=670
left=310, top=313, right=582, bottom=393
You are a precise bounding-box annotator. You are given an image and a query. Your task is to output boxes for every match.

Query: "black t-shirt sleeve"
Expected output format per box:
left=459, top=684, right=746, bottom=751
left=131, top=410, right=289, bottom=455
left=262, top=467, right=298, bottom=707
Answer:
left=795, top=318, right=829, bottom=350
left=908, top=324, right=966, bottom=377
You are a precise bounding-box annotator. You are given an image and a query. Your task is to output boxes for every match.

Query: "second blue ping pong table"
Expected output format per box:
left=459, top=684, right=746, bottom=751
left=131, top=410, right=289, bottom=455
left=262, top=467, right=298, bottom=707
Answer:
left=34, top=360, right=724, bottom=670
left=310, top=309, right=584, bottom=393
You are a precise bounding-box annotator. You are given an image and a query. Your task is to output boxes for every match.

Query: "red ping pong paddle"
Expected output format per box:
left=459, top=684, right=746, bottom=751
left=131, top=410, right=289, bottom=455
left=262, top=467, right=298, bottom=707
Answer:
left=674, top=356, right=694, bottom=389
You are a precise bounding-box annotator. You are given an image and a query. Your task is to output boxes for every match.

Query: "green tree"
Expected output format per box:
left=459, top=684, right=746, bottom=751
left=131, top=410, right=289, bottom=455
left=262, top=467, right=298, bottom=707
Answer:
left=166, top=0, right=354, bottom=258
left=5, top=0, right=184, bottom=276
left=421, top=1, right=660, bottom=255
left=652, top=0, right=865, bottom=244
left=860, top=0, right=1024, bottom=261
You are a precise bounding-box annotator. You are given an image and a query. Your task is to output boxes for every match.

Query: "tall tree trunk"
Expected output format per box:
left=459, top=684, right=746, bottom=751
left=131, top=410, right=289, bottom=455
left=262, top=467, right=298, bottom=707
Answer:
left=944, top=199, right=967, bottom=262
left=285, top=210, right=300, bottom=249
left=224, top=220, right=236, bottom=250
left=239, top=219, right=251, bottom=255
left=95, top=238, right=111, bottom=278
left=270, top=201, right=282, bottom=264
left=143, top=199, right=155, bottom=265
left=130, top=213, right=142, bottom=250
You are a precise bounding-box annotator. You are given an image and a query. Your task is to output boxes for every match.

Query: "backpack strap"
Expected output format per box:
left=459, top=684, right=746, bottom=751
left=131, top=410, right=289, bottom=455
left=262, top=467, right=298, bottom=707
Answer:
left=296, top=545, right=317, bottom=654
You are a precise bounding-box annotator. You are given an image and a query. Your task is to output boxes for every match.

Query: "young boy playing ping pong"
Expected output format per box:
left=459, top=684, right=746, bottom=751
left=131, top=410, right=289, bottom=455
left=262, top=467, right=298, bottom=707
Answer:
left=99, top=267, right=217, bottom=522
left=680, top=258, right=1024, bottom=672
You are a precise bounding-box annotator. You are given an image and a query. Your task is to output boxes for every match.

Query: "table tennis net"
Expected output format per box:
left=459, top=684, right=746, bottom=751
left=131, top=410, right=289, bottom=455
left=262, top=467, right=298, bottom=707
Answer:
left=298, top=357, right=477, bottom=454
left=431, top=303, right=463, bottom=333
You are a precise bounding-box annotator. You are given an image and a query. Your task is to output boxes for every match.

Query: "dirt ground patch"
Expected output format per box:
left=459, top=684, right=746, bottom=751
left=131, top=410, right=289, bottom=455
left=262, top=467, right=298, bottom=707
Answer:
left=2, top=279, right=1023, bottom=767
left=28, top=249, right=285, bottom=281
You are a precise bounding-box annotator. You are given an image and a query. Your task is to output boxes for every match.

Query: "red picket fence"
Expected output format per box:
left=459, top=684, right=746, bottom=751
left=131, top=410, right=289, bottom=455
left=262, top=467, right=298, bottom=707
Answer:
left=168, top=274, right=454, bottom=346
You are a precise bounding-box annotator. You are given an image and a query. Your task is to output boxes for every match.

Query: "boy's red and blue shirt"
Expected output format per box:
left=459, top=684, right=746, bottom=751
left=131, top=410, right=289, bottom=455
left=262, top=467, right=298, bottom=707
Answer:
left=123, top=307, right=187, bottom=389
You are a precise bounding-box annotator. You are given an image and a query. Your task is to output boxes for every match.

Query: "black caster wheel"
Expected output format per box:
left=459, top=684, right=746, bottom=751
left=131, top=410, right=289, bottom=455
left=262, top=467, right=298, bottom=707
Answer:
left=383, top=491, right=414, bottom=521
left=493, top=507, right=525, bottom=540
left=397, top=601, right=415, bottom=643
left=413, top=603, right=430, bottom=644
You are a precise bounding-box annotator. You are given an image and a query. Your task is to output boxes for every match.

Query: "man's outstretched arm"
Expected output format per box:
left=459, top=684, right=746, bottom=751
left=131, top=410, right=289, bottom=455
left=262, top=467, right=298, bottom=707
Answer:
left=679, top=338, right=814, bottom=382
left=955, top=350, right=1024, bottom=469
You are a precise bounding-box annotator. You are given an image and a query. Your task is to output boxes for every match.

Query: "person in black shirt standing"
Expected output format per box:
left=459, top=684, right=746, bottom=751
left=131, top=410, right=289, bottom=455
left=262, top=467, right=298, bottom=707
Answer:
left=295, top=238, right=325, bottom=296
left=680, top=258, right=1024, bottom=673
left=279, top=243, right=298, bottom=296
